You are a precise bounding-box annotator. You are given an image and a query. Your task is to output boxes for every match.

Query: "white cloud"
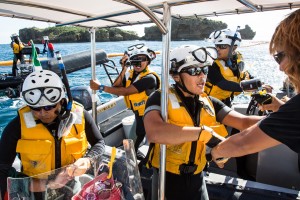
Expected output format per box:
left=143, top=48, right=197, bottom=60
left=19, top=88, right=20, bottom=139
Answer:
left=208, top=9, right=295, bottom=41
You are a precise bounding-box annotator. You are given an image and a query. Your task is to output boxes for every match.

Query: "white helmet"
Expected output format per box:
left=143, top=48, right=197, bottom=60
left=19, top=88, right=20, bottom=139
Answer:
left=170, top=45, right=217, bottom=74
left=208, top=29, right=242, bottom=46
left=128, top=44, right=156, bottom=63
left=11, top=33, right=18, bottom=37
left=21, top=70, right=66, bottom=107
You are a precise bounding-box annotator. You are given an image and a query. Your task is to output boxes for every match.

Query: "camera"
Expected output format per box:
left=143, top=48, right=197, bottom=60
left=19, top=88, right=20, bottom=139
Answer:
left=119, top=58, right=142, bottom=67
left=119, top=51, right=131, bottom=66
left=241, top=78, right=272, bottom=105
left=251, top=90, right=272, bottom=105
left=129, top=60, right=142, bottom=66
left=240, top=78, right=262, bottom=91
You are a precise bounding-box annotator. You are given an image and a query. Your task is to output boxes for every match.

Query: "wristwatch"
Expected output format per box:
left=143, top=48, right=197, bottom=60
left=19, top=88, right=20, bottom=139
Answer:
left=99, top=85, right=105, bottom=92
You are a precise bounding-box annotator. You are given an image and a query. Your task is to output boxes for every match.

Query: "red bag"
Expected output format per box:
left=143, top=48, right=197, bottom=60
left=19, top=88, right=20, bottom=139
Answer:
left=72, top=169, right=122, bottom=200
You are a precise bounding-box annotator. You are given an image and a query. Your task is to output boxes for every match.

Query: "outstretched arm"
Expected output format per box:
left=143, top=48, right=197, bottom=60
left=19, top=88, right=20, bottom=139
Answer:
left=221, top=110, right=263, bottom=131
left=90, top=79, right=139, bottom=96
left=113, top=54, right=129, bottom=87
left=211, top=124, right=280, bottom=167
left=259, top=95, right=285, bottom=112
left=208, top=64, right=243, bottom=92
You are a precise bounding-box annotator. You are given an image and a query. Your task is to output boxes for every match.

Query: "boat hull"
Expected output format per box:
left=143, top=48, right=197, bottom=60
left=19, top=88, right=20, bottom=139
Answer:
left=0, top=50, right=108, bottom=97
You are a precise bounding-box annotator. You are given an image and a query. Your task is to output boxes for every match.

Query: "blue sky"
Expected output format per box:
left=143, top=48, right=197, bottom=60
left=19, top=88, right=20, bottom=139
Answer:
left=0, top=9, right=296, bottom=44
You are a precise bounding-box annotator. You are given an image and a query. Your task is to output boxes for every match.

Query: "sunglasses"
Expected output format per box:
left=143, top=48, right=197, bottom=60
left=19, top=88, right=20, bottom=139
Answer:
left=181, top=66, right=209, bottom=76
left=29, top=103, right=58, bottom=111
left=215, top=44, right=229, bottom=49
left=273, top=51, right=285, bottom=64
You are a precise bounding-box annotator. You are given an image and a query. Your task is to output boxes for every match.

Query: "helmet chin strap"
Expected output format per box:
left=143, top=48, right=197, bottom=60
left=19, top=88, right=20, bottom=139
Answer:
left=176, top=74, right=194, bottom=96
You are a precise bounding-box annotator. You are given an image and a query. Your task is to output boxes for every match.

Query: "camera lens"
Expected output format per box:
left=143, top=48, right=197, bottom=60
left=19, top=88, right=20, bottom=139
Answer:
left=240, top=78, right=262, bottom=91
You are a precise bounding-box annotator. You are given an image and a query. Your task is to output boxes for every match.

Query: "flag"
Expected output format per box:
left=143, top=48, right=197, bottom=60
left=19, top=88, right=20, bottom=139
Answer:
left=30, top=40, right=43, bottom=71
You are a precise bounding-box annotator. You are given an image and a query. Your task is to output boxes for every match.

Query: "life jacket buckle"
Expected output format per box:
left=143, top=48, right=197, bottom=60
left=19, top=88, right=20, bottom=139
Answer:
left=179, top=163, right=197, bottom=175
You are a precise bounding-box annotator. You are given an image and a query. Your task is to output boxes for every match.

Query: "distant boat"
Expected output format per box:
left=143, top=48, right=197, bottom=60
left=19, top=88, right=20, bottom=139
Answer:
left=0, top=47, right=107, bottom=98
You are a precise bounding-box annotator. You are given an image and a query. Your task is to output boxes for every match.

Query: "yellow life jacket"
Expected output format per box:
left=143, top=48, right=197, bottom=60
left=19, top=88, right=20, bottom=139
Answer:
left=16, top=102, right=88, bottom=177
left=13, top=42, right=24, bottom=54
left=124, top=67, right=160, bottom=116
left=204, top=52, right=244, bottom=101
left=147, top=88, right=228, bottom=175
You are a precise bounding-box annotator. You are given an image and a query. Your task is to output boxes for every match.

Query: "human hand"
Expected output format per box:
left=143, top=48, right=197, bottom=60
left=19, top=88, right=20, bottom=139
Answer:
left=199, top=125, right=226, bottom=144
left=258, top=95, right=284, bottom=112
left=66, top=157, right=91, bottom=177
left=30, top=178, right=48, bottom=192
left=262, top=84, right=273, bottom=93
left=281, top=95, right=290, bottom=103
left=120, top=54, right=129, bottom=69
left=90, top=79, right=101, bottom=90
left=47, top=169, right=73, bottom=189
left=211, top=147, right=229, bottom=168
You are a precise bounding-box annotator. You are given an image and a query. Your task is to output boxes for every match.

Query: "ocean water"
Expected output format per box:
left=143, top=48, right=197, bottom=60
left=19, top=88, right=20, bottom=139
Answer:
left=0, top=40, right=286, bottom=135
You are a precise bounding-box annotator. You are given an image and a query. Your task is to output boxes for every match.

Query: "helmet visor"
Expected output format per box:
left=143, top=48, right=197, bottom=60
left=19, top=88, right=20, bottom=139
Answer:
left=128, top=43, right=145, bottom=51
left=175, top=47, right=217, bottom=72
left=211, top=30, right=222, bottom=39
left=22, top=87, right=62, bottom=106
left=192, top=47, right=218, bottom=63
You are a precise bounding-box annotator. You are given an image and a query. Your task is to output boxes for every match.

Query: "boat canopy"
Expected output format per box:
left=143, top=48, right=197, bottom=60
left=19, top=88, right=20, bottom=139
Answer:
left=0, top=0, right=299, bottom=30
left=2, top=1, right=300, bottom=200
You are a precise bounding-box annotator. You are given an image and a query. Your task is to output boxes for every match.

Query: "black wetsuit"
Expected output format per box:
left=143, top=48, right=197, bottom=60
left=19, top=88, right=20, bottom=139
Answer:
left=0, top=110, right=105, bottom=199
left=144, top=89, right=232, bottom=200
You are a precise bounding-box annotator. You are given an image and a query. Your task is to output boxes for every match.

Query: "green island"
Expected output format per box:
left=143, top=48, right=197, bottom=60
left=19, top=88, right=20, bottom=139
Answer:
left=19, top=17, right=255, bottom=43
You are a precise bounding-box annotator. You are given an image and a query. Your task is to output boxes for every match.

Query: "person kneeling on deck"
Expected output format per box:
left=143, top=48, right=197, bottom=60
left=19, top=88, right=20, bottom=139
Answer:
left=90, top=44, right=160, bottom=159
left=0, top=70, right=105, bottom=199
left=143, top=45, right=263, bottom=200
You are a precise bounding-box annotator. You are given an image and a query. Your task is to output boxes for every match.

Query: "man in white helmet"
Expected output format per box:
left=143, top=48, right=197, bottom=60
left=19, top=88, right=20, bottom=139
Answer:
left=90, top=44, right=160, bottom=158
left=205, top=28, right=255, bottom=181
left=205, top=28, right=252, bottom=107
left=0, top=70, right=105, bottom=199
left=143, top=45, right=262, bottom=200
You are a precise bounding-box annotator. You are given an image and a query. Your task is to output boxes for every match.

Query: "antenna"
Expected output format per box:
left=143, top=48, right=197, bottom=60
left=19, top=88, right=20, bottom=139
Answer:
left=226, top=26, right=240, bottom=69
left=55, top=51, right=73, bottom=120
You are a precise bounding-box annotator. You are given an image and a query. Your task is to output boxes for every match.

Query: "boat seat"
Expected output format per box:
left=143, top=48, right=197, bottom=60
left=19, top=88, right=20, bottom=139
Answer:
left=100, top=109, right=134, bottom=138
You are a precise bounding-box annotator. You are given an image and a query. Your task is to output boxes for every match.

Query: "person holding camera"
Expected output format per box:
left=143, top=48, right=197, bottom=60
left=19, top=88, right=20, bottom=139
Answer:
left=90, top=44, right=160, bottom=158
left=205, top=28, right=252, bottom=107
left=10, top=34, right=25, bottom=76
left=211, top=9, right=300, bottom=167
left=205, top=28, right=257, bottom=180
